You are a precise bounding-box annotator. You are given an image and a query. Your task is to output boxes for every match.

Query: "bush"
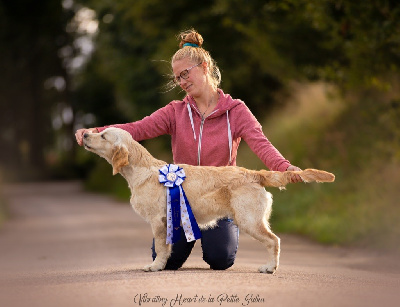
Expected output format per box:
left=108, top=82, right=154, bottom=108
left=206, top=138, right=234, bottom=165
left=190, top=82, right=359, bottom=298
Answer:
left=239, top=82, right=400, bottom=252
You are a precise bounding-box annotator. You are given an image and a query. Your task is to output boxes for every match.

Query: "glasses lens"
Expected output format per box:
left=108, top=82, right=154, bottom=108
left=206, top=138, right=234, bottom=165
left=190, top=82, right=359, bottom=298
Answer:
left=180, top=70, right=189, bottom=80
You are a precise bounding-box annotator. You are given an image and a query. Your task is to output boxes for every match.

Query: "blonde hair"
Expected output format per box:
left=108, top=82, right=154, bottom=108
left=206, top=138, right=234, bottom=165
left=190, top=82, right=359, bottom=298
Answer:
left=171, top=29, right=221, bottom=91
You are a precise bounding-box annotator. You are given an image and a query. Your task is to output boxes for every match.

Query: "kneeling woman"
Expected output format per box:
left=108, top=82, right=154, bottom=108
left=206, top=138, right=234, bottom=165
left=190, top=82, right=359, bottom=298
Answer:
left=75, top=29, right=302, bottom=270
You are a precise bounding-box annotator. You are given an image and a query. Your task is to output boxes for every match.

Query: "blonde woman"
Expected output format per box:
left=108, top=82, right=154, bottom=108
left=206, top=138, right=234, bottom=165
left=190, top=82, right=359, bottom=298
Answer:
left=75, top=29, right=302, bottom=270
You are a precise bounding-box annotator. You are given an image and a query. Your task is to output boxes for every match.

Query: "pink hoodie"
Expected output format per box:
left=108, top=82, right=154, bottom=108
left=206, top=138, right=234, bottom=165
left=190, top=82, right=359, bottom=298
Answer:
left=98, top=89, right=291, bottom=171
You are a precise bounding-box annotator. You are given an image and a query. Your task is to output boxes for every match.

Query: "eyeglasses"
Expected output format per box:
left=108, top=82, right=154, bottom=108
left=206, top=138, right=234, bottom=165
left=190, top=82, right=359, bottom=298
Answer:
left=173, top=63, right=202, bottom=84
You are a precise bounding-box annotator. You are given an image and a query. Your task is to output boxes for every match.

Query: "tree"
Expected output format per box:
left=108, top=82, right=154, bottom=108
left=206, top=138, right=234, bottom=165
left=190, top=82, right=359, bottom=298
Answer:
left=0, top=0, right=74, bottom=179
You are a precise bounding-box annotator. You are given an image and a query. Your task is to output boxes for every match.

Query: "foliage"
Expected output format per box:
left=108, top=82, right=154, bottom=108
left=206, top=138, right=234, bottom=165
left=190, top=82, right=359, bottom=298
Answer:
left=253, top=82, right=400, bottom=252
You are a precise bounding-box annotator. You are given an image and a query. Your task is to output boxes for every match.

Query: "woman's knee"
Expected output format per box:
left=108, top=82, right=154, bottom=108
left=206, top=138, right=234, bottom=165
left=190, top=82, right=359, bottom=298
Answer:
left=201, top=219, right=239, bottom=270
left=203, top=252, right=236, bottom=270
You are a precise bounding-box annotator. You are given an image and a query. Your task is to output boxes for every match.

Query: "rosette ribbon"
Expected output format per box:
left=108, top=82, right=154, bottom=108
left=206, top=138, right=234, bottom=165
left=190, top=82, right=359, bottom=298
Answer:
left=159, top=164, right=202, bottom=244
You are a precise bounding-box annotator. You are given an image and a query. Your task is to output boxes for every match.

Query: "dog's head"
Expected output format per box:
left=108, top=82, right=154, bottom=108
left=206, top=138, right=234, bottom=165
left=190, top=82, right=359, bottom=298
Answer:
left=83, top=127, right=131, bottom=175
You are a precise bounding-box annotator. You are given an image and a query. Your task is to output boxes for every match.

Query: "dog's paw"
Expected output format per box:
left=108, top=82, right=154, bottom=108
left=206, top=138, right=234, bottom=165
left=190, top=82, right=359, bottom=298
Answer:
left=143, top=263, right=164, bottom=272
left=258, top=264, right=277, bottom=274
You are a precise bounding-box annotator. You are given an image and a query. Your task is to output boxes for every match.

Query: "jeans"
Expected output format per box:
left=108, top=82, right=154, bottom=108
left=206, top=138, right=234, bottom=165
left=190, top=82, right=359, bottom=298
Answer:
left=151, top=219, right=239, bottom=270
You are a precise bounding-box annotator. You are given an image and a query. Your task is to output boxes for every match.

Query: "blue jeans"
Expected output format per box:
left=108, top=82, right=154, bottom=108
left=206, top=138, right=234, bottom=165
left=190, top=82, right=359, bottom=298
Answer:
left=152, top=219, right=239, bottom=270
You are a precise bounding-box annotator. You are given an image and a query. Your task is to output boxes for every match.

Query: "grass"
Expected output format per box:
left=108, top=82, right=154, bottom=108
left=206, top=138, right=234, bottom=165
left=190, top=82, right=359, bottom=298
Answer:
left=272, top=161, right=400, bottom=251
left=237, top=82, right=400, bottom=252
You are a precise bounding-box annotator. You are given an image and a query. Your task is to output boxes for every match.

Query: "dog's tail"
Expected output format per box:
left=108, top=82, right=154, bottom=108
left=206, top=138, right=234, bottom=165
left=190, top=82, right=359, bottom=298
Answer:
left=257, top=169, right=335, bottom=188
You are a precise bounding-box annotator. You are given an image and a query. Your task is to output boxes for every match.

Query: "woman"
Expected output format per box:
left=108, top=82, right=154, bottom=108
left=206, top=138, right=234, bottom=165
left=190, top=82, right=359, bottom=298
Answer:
left=75, top=29, right=302, bottom=271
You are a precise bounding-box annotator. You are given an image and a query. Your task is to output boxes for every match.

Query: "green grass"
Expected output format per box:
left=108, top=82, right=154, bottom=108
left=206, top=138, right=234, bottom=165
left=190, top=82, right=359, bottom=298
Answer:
left=239, top=82, right=400, bottom=252
left=271, top=162, right=400, bottom=251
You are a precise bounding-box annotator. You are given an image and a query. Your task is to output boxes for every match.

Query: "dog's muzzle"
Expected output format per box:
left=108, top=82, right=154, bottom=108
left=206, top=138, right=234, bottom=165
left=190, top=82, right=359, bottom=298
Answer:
left=83, top=134, right=92, bottom=150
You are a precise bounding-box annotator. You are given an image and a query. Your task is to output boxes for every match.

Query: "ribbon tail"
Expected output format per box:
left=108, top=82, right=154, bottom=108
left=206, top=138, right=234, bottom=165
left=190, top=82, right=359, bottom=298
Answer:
left=180, top=187, right=202, bottom=242
left=169, top=186, right=181, bottom=244
left=166, top=189, right=172, bottom=244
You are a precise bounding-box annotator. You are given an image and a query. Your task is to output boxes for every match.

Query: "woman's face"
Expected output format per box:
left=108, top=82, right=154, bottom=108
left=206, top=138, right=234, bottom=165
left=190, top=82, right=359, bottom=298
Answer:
left=172, top=58, right=207, bottom=97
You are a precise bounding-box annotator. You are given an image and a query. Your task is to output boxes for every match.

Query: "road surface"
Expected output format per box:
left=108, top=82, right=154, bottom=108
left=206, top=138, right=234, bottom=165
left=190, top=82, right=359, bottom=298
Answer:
left=0, top=181, right=399, bottom=307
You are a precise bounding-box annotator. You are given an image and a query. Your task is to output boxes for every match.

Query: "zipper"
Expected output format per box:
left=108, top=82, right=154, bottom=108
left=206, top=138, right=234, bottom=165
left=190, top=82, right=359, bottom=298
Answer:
left=187, top=102, right=219, bottom=166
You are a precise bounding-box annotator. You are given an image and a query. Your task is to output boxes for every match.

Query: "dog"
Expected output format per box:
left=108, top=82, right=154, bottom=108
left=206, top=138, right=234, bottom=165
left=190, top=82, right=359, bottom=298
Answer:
left=82, top=127, right=335, bottom=273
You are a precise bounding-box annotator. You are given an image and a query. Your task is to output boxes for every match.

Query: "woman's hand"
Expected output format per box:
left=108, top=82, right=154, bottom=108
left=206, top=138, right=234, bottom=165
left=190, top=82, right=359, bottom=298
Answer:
left=75, top=128, right=99, bottom=146
left=286, top=165, right=303, bottom=183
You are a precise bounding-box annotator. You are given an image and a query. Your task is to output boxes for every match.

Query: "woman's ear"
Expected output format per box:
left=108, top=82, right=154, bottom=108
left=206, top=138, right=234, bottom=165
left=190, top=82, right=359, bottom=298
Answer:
left=202, top=61, right=208, bottom=74
left=111, top=145, right=129, bottom=175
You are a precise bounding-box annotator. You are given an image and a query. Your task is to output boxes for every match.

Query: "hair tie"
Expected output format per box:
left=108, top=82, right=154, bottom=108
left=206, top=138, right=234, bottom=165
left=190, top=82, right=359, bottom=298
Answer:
left=183, top=43, right=199, bottom=48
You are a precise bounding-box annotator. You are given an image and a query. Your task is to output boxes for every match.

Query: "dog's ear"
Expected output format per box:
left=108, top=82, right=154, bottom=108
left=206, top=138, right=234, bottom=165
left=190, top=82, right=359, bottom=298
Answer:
left=111, top=145, right=129, bottom=175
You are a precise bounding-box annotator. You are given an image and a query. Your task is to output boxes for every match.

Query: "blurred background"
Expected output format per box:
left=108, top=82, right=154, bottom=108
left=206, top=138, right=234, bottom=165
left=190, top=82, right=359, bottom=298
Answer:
left=0, top=0, right=399, bottom=252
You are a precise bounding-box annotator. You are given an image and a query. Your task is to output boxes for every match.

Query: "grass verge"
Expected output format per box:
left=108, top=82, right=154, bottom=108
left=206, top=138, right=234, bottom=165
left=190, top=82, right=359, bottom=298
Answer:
left=238, top=82, right=400, bottom=252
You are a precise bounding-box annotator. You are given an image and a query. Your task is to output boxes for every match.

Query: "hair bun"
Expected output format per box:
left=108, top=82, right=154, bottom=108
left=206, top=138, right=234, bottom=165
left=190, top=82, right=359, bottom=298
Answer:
left=178, top=29, right=204, bottom=48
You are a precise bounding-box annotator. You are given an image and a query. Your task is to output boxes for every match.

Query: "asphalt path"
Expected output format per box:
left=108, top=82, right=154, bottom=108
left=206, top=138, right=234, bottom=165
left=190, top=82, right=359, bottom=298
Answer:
left=0, top=181, right=399, bottom=307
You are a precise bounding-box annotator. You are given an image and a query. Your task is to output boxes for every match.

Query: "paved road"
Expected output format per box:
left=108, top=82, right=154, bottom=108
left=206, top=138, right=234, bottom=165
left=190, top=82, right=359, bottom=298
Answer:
left=0, top=182, right=399, bottom=307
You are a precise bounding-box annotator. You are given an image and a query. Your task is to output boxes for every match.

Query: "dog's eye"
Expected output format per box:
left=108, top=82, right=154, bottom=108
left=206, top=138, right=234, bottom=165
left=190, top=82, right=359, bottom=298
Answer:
left=101, top=134, right=106, bottom=140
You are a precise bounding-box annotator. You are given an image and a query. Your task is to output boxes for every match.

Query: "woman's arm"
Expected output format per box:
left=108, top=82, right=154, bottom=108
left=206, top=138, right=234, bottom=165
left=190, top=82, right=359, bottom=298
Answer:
left=234, top=103, right=303, bottom=182
left=75, top=103, right=176, bottom=146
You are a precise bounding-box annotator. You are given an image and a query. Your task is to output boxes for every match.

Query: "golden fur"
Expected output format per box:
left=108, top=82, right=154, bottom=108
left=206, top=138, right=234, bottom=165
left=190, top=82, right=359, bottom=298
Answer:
left=83, top=127, right=335, bottom=273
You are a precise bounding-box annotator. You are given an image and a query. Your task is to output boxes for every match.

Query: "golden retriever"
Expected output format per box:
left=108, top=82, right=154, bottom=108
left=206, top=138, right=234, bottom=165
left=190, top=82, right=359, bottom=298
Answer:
left=82, top=127, right=334, bottom=273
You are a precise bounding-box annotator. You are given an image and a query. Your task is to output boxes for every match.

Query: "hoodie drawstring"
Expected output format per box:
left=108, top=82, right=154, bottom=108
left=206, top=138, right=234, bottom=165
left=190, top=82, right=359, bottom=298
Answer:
left=187, top=103, right=197, bottom=140
left=226, top=110, right=232, bottom=165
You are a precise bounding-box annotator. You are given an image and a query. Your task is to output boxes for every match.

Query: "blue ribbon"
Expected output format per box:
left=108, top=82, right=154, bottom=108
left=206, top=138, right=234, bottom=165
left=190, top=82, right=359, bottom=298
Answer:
left=181, top=188, right=202, bottom=240
left=169, top=185, right=181, bottom=244
left=159, top=164, right=201, bottom=244
left=183, top=42, right=199, bottom=48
